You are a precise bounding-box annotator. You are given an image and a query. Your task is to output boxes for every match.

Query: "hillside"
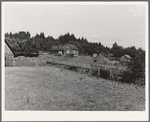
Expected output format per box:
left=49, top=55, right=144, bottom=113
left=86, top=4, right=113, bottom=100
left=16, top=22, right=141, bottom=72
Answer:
left=5, top=66, right=145, bottom=111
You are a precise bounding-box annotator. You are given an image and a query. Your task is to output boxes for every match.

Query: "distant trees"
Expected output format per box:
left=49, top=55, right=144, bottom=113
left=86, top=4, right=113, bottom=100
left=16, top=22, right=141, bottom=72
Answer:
left=5, top=32, right=9, bottom=37
left=5, top=31, right=113, bottom=55
left=5, top=31, right=145, bottom=59
left=111, top=42, right=124, bottom=57
left=123, top=46, right=136, bottom=58
left=8, top=31, right=31, bottom=40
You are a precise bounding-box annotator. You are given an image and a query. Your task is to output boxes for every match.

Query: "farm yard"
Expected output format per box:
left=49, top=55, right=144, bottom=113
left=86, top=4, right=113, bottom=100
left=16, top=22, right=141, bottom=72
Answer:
left=3, top=3, right=148, bottom=122
left=5, top=53, right=145, bottom=111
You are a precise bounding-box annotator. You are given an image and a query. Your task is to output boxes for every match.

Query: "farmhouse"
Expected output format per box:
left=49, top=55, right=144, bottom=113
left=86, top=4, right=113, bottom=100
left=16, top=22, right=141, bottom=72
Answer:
left=50, top=45, right=65, bottom=55
left=120, top=54, right=132, bottom=66
left=50, top=44, right=79, bottom=56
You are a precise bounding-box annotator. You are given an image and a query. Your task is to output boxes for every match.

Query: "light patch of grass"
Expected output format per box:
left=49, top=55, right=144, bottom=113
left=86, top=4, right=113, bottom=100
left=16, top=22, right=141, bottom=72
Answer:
left=5, top=66, right=145, bottom=111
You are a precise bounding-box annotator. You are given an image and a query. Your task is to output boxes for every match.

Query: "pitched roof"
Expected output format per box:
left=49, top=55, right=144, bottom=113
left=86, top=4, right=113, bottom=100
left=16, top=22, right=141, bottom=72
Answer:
left=67, top=44, right=79, bottom=50
left=50, top=45, right=65, bottom=51
left=98, top=52, right=109, bottom=58
left=5, top=38, right=16, bottom=56
left=5, top=42, right=13, bottom=55
left=50, top=44, right=79, bottom=51
left=51, top=46, right=58, bottom=50
left=5, top=37, right=24, bottom=57
left=124, top=54, right=132, bottom=59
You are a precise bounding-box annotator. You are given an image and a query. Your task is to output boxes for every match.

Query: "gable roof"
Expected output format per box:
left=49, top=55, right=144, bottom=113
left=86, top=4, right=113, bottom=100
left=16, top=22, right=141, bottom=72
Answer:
left=5, top=37, right=39, bottom=57
left=5, top=37, right=23, bottom=57
left=51, top=46, right=58, bottom=50
left=67, top=44, right=79, bottom=50
left=124, top=54, right=132, bottom=59
left=5, top=38, right=16, bottom=56
left=5, top=41, right=13, bottom=55
left=98, top=52, right=109, bottom=58
left=50, top=45, right=65, bottom=51
left=50, top=44, right=79, bottom=51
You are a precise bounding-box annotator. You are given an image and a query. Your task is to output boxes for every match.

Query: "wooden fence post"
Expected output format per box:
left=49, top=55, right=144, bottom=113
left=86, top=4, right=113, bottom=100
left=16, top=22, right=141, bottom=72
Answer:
left=36, top=57, right=38, bottom=67
left=110, top=69, right=112, bottom=79
left=64, top=62, right=67, bottom=69
left=80, top=64, right=83, bottom=74
left=98, top=67, right=100, bottom=77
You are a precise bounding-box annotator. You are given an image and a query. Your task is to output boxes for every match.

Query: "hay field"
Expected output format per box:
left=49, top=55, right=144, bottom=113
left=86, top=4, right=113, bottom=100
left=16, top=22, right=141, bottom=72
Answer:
left=5, top=66, right=145, bottom=111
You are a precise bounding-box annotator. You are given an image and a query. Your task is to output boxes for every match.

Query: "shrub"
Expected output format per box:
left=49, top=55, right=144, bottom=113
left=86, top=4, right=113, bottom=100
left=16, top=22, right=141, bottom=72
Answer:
left=121, top=69, right=145, bottom=85
left=91, top=69, right=98, bottom=76
left=135, top=78, right=145, bottom=86
left=70, top=54, right=74, bottom=57
left=68, top=66, right=77, bottom=71
left=89, top=68, right=110, bottom=79
left=100, top=69, right=110, bottom=79
left=55, top=53, right=60, bottom=56
left=65, top=53, right=74, bottom=57
left=121, top=71, right=134, bottom=84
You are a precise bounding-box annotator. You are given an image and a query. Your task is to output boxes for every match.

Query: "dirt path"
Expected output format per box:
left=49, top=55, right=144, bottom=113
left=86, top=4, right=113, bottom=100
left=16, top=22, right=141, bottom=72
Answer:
left=5, top=66, right=145, bottom=111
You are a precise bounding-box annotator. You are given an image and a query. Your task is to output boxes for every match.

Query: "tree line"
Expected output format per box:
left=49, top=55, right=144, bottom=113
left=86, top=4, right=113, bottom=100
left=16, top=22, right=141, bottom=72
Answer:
left=5, top=31, right=144, bottom=57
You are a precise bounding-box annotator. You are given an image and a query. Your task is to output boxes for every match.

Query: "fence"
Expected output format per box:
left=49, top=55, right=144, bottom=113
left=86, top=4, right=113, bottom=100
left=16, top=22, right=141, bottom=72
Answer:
left=46, top=59, right=126, bottom=80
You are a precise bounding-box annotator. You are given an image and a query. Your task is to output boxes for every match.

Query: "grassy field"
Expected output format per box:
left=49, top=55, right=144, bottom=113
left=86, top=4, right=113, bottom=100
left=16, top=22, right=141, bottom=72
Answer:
left=5, top=66, right=145, bottom=111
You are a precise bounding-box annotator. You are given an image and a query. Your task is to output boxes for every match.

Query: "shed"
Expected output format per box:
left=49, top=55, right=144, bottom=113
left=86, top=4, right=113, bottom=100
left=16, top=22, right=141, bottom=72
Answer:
left=120, top=54, right=132, bottom=66
left=96, top=52, right=109, bottom=64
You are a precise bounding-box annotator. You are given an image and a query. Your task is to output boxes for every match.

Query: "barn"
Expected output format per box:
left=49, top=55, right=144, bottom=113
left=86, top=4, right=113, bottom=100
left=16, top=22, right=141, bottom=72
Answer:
left=120, top=54, right=132, bottom=66
left=50, top=44, right=79, bottom=56
left=5, top=37, right=40, bottom=67
left=96, top=52, right=109, bottom=64
left=5, top=39, right=15, bottom=66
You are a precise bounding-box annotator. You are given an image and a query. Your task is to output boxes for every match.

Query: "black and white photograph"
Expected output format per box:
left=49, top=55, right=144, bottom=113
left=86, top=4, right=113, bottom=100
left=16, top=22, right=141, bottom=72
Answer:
left=2, top=1, right=149, bottom=121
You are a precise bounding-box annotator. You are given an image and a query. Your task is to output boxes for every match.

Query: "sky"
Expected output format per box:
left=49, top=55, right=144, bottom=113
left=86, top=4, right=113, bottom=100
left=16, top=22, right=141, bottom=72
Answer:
left=3, top=2, right=147, bottom=50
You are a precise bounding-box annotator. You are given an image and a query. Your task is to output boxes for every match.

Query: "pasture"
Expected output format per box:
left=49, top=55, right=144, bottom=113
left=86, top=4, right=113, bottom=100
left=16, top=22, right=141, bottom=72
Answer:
left=5, top=65, right=145, bottom=111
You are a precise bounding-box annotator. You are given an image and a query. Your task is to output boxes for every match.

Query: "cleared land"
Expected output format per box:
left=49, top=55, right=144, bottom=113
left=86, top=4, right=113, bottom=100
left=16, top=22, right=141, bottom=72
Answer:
left=5, top=66, right=145, bottom=111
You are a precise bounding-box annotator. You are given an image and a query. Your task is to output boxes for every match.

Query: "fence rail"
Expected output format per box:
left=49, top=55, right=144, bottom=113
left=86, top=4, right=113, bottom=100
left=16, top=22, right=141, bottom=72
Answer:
left=46, top=59, right=127, bottom=80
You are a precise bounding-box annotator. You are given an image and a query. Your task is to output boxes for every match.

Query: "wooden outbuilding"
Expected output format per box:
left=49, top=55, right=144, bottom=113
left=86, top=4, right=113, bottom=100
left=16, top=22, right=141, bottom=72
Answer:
left=120, top=54, right=132, bottom=66
left=96, top=52, right=109, bottom=64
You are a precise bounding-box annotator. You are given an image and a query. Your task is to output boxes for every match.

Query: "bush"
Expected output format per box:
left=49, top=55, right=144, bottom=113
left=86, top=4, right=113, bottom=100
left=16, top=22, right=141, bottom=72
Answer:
left=100, top=69, right=110, bottom=79
left=65, top=53, right=74, bottom=57
left=70, top=54, right=74, bottom=57
left=135, top=78, right=145, bottom=86
left=91, top=69, right=98, bottom=76
left=68, top=66, right=77, bottom=71
left=89, top=68, right=110, bottom=79
left=121, top=71, right=134, bottom=84
left=55, top=53, right=62, bottom=56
